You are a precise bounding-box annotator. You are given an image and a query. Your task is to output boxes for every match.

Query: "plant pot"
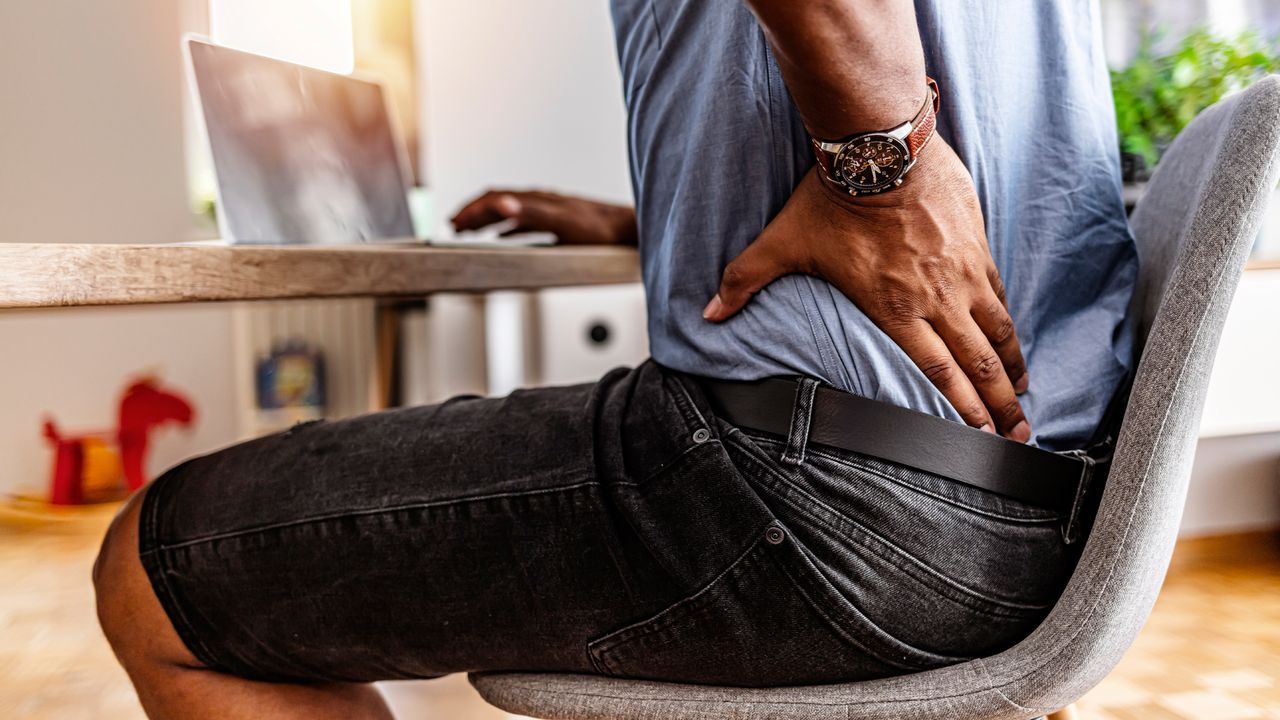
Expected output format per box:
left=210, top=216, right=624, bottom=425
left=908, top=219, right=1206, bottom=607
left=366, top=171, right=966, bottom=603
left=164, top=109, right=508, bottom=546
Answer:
left=1120, top=151, right=1151, bottom=184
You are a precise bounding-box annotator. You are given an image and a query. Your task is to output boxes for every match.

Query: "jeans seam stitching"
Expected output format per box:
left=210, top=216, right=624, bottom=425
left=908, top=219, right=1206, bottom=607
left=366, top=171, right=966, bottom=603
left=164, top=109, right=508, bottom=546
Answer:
left=807, top=446, right=1061, bottom=524
left=770, top=538, right=962, bottom=670
left=150, top=479, right=600, bottom=551
left=587, top=529, right=770, bottom=669
left=138, top=483, right=238, bottom=674
left=759, top=432, right=1057, bottom=522
left=137, top=545, right=233, bottom=671
left=630, top=440, right=715, bottom=487
left=665, top=371, right=713, bottom=431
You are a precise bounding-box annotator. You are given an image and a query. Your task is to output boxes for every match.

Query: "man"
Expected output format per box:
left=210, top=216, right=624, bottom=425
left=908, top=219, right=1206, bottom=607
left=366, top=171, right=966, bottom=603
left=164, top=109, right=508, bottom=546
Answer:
left=94, top=1, right=1135, bottom=718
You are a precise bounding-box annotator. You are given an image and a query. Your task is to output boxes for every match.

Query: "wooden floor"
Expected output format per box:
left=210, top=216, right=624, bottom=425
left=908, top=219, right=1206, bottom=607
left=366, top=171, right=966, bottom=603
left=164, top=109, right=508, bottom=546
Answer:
left=1075, top=531, right=1280, bottom=720
left=1, top=504, right=1276, bottom=720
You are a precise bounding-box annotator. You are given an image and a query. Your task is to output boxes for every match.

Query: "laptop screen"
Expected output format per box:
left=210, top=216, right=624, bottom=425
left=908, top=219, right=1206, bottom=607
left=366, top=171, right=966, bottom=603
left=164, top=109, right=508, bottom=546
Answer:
left=187, top=38, right=414, bottom=244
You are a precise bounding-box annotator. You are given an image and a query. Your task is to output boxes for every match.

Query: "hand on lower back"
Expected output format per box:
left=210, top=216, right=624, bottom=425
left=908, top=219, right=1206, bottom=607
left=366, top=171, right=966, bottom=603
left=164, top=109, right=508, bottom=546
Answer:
left=703, top=139, right=1031, bottom=442
left=451, top=190, right=638, bottom=246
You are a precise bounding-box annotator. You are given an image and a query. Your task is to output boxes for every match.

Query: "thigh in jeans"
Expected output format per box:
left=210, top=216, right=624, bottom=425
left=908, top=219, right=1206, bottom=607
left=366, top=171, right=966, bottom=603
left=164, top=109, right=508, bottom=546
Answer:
left=722, top=425, right=1080, bottom=662
left=138, top=361, right=754, bottom=683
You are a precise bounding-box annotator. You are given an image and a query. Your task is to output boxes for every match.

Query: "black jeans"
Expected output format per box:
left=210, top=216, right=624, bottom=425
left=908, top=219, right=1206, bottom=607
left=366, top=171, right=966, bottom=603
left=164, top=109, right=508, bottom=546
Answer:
left=139, top=360, right=1077, bottom=686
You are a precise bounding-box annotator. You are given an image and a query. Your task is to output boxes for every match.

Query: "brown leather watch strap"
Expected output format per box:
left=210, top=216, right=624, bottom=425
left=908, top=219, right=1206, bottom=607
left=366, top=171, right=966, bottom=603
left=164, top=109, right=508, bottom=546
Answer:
left=811, top=77, right=941, bottom=186
left=905, top=77, right=941, bottom=160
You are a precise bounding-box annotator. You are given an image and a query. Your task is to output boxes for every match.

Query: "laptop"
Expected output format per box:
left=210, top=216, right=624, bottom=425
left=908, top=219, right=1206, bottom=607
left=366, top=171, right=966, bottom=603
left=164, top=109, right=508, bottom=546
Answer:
left=185, top=37, right=415, bottom=245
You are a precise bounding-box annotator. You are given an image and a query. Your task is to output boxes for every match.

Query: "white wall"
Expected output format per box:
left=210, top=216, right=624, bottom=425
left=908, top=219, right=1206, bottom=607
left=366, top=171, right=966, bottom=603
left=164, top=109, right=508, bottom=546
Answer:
left=1182, top=434, right=1280, bottom=537
left=1099, top=0, right=1228, bottom=66
left=0, top=1, right=194, bottom=244
left=1181, top=270, right=1280, bottom=534
left=0, top=1, right=238, bottom=496
left=413, top=0, right=632, bottom=223
left=1199, top=270, right=1280, bottom=438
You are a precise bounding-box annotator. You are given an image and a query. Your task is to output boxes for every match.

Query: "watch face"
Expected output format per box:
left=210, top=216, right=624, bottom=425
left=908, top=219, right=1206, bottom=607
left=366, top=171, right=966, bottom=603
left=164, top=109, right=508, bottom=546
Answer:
left=835, top=135, right=908, bottom=193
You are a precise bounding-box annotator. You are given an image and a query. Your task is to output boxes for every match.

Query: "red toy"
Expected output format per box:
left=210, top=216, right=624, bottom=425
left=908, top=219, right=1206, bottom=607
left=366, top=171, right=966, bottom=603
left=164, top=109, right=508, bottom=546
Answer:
left=43, top=378, right=196, bottom=505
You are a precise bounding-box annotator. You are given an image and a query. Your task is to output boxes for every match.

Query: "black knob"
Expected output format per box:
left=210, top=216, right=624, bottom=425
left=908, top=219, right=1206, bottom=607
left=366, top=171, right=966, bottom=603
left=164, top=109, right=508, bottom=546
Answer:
left=587, top=322, right=611, bottom=346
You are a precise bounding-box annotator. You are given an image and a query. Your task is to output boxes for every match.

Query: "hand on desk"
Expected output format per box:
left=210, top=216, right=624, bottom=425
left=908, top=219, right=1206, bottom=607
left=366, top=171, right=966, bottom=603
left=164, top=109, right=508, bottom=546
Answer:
left=451, top=190, right=638, bottom=247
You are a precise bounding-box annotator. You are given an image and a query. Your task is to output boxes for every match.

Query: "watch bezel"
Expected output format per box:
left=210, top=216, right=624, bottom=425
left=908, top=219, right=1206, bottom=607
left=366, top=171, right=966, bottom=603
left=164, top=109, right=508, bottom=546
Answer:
left=833, top=133, right=910, bottom=195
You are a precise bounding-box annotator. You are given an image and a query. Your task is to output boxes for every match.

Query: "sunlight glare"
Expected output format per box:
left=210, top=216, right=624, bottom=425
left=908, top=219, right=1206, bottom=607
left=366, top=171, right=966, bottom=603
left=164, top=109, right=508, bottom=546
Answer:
left=210, top=0, right=355, bottom=74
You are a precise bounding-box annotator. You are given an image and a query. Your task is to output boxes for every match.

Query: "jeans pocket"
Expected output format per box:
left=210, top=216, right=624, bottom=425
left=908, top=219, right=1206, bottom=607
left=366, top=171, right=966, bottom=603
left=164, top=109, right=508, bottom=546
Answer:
left=724, top=428, right=1075, bottom=660
left=585, top=524, right=955, bottom=686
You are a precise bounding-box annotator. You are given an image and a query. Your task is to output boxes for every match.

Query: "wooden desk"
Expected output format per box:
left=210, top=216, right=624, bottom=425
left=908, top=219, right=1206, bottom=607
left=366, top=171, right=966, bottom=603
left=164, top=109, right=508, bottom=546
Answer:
left=0, top=241, right=642, bottom=409
left=0, top=242, right=641, bottom=308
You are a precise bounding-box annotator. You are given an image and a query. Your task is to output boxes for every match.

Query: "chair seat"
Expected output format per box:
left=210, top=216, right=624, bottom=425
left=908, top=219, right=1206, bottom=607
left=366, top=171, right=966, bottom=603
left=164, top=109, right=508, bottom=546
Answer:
left=471, top=666, right=1037, bottom=720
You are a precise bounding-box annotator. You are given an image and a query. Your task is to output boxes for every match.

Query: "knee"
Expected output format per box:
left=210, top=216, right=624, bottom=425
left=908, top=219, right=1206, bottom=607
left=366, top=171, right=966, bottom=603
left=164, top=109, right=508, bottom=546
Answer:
left=94, top=486, right=207, bottom=684
left=93, top=489, right=152, bottom=656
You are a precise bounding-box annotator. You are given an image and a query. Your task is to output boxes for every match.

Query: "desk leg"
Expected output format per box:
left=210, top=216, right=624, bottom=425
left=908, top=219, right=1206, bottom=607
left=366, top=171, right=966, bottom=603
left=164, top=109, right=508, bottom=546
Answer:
left=372, top=300, right=406, bottom=411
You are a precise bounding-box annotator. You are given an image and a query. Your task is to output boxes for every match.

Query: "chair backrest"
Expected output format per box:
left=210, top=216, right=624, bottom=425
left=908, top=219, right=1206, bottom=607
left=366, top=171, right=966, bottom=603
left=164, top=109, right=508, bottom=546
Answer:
left=984, top=75, right=1280, bottom=712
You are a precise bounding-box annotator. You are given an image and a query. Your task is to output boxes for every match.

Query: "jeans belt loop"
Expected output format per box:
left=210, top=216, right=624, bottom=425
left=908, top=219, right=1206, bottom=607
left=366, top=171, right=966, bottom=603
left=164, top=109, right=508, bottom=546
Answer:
left=781, top=377, right=819, bottom=467
left=1061, top=450, right=1097, bottom=545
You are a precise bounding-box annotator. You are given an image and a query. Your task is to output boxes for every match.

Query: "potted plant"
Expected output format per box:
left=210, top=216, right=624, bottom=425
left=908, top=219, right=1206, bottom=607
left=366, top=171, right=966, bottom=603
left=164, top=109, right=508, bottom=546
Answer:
left=1112, top=28, right=1280, bottom=184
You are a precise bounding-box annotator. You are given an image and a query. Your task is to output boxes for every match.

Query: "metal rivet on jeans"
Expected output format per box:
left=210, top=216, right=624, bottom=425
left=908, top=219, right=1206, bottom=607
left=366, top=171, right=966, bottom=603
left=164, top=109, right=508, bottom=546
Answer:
left=765, top=526, right=786, bottom=545
left=692, top=428, right=711, bottom=444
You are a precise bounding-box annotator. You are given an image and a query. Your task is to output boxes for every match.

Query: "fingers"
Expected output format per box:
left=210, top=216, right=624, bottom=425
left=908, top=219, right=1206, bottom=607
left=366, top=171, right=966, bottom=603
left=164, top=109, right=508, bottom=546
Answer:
left=972, top=286, right=1029, bottom=394
left=453, top=190, right=571, bottom=239
left=987, top=265, right=1009, bottom=308
left=881, top=318, right=995, bottom=433
left=702, top=235, right=791, bottom=322
left=498, top=196, right=561, bottom=236
left=451, top=191, right=524, bottom=232
left=932, top=311, right=1030, bottom=441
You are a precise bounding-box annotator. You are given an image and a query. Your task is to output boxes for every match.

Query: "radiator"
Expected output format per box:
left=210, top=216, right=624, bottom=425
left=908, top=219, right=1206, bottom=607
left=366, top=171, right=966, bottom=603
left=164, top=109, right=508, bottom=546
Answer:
left=231, top=299, right=378, bottom=438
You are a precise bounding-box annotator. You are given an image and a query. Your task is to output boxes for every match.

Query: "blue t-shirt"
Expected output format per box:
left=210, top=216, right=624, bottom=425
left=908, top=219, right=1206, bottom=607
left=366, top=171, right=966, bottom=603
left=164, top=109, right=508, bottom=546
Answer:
left=610, top=0, right=1137, bottom=451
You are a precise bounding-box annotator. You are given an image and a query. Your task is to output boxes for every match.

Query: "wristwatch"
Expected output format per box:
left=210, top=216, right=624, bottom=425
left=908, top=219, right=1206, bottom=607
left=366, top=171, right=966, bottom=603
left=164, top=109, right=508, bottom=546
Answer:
left=811, top=78, right=941, bottom=196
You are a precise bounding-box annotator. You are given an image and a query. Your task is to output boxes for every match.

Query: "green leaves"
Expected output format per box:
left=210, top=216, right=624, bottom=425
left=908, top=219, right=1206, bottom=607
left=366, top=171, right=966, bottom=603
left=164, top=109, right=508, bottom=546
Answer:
left=1112, top=28, right=1280, bottom=168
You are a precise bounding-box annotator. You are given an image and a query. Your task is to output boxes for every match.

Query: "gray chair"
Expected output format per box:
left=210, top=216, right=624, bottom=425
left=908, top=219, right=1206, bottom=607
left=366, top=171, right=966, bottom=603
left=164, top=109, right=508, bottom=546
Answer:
left=469, top=76, right=1280, bottom=720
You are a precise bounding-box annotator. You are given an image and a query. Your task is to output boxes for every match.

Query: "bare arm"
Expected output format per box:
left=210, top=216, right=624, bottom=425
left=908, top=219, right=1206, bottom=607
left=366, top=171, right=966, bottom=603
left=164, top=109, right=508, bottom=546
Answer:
left=708, top=1, right=1033, bottom=442
left=744, top=0, right=926, bottom=138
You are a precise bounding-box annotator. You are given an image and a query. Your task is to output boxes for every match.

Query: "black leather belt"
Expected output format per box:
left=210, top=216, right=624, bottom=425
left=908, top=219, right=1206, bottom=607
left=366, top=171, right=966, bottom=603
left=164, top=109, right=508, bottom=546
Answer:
left=699, top=377, right=1110, bottom=535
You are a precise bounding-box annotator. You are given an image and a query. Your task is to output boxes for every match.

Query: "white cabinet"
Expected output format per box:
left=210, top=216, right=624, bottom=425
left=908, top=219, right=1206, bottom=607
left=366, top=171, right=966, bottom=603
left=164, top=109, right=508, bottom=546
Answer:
left=404, top=285, right=649, bottom=401
left=1198, top=268, right=1280, bottom=437
left=533, top=284, right=649, bottom=387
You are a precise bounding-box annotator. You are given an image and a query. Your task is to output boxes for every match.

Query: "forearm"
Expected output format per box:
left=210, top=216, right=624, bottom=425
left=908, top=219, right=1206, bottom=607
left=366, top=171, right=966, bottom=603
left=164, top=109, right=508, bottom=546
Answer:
left=742, top=0, right=927, bottom=140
